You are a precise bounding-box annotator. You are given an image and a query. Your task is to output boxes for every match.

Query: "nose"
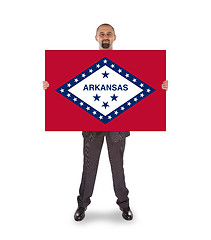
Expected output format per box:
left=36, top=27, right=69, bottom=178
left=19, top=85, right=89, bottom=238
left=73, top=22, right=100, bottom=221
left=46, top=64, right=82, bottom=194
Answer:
left=103, top=33, right=111, bottom=38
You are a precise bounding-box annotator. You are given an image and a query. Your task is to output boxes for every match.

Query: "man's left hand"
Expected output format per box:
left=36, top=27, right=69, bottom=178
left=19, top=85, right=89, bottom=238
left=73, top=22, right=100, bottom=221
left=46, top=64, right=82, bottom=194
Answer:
left=162, top=80, right=168, bottom=91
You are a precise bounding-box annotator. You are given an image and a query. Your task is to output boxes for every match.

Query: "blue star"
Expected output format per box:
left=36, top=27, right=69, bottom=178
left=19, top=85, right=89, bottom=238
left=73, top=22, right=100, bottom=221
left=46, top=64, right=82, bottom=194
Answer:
left=102, top=71, right=109, bottom=78
left=93, top=94, right=101, bottom=101
left=110, top=94, right=118, bottom=101
left=102, top=102, right=109, bottom=109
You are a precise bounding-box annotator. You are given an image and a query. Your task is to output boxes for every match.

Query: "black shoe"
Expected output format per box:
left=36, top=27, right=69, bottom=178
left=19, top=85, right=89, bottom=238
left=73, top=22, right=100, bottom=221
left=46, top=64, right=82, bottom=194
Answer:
left=120, top=207, right=133, bottom=220
left=74, top=207, right=86, bottom=221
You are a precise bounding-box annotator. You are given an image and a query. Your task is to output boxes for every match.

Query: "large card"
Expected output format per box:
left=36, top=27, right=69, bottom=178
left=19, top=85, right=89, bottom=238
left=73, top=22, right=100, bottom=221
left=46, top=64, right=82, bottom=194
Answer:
left=45, top=50, right=166, bottom=131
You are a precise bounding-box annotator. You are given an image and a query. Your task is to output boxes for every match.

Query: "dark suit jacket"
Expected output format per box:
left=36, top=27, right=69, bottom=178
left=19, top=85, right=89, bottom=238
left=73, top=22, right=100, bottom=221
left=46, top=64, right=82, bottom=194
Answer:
left=82, top=131, right=130, bottom=142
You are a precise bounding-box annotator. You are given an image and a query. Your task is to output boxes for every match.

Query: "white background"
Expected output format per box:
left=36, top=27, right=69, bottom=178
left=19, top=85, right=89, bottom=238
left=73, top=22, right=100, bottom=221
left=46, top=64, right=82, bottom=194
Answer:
left=0, top=0, right=211, bottom=239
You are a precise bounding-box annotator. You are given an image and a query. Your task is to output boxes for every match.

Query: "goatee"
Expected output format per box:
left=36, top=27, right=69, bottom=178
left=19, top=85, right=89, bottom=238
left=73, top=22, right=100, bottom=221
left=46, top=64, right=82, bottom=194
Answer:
left=102, top=43, right=110, bottom=49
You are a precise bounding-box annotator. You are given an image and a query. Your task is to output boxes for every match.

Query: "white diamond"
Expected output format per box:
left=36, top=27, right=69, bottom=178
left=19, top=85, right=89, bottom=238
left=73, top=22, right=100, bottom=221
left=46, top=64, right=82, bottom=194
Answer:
left=69, top=65, right=143, bottom=116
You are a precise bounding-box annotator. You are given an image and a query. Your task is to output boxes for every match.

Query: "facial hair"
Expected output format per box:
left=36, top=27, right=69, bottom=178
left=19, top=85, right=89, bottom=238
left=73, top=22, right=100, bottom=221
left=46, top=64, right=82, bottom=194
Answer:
left=101, top=39, right=110, bottom=49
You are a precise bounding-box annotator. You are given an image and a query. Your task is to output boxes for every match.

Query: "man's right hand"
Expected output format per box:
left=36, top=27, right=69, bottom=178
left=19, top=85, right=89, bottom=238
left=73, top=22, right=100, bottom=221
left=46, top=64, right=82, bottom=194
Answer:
left=43, top=81, right=49, bottom=90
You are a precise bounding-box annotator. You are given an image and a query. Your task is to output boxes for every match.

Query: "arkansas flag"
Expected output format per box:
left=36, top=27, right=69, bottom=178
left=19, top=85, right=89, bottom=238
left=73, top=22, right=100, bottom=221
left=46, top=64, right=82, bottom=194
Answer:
left=45, top=50, right=166, bottom=131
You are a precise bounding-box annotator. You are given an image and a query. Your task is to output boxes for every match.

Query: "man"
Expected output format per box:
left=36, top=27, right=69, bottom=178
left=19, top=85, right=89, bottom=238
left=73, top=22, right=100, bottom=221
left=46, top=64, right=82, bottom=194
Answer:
left=43, top=23, right=168, bottom=221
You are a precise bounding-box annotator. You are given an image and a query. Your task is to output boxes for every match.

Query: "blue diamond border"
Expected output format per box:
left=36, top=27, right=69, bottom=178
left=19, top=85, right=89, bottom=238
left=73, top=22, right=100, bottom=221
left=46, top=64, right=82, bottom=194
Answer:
left=56, top=57, right=156, bottom=124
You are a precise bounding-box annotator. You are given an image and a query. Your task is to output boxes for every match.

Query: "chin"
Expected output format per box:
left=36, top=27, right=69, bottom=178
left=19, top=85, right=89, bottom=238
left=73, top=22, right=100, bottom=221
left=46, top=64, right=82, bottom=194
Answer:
left=102, top=44, right=110, bottom=49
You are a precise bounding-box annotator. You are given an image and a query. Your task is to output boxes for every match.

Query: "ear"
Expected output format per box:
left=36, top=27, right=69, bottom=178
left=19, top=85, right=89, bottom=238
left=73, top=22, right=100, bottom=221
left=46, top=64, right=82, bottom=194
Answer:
left=114, top=35, right=116, bottom=41
left=95, top=35, right=98, bottom=41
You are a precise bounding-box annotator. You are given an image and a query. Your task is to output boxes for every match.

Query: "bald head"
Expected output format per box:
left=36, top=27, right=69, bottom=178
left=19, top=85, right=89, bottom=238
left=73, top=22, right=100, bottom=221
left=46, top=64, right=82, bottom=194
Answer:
left=96, top=23, right=115, bottom=36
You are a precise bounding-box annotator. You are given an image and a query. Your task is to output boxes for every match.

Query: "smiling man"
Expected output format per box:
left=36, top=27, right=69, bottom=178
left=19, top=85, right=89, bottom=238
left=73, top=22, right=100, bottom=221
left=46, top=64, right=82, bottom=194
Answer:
left=74, top=24, right=133, bottom=222
left=43, top=23, right=168, bottom=222
left=95, top=24, right=116, bottom=50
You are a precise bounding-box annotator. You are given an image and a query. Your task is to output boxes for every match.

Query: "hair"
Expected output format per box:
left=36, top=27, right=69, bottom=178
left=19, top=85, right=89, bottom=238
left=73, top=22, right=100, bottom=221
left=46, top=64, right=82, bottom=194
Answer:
left=96, top=23, right=115, bottom=36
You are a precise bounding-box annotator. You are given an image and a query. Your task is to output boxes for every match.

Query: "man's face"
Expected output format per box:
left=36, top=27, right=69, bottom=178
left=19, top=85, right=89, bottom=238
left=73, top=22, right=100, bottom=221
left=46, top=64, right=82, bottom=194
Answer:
left=95, top=25, right=116, bottom=50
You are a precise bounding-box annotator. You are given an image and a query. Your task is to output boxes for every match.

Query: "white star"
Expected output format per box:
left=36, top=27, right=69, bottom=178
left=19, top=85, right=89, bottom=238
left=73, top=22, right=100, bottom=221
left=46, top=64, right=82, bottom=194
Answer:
left=134, top=97, right=138, bottom=102
left=127, top=102, right=131, bottom=106
left=103, top=59, right=107, bottom=63
left=108, top=116, right=112, bottom=119
left=99, top=115, right=103, bottom=119
left=140, top=83, right=144, bottom=87
left=89, top=69, right=93, bottom=73
left=140, top=93, right=144, bottom=97
left=118, top=69, right=122, bottom=73
left=93, top=111, right=96, bottom=115
left=74, top=78, right=78, bottom=83
left=80, top=102, right=83, bottom=106
left=121, top=107, right=125, bottom=110
left=82, top=73, right=86, bottom=78
left=96, top=64, right=100, bottom=68
left=147, top=89, right=151, bottom=92
left=111, top=64, right=115, bottom=68
left=67, top=83, right=71, bottom=87
left=67, top=93, right=71, bottom=97
left=86, top=106, right=90, bottom=111
left=125, top=73, right=129, bottom=78
left=60, top=88, right=64, bottom=93
left=114, top=111, right=118, bottom=115
left=133, top=78, right=137, bottom=82
left=73, top=97, right=77, bottom=102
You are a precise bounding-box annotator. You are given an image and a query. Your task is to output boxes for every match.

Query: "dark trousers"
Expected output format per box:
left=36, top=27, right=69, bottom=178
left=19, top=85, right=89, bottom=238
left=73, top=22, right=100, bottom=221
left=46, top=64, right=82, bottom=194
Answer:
left=77, top=131, right=129, bottom=209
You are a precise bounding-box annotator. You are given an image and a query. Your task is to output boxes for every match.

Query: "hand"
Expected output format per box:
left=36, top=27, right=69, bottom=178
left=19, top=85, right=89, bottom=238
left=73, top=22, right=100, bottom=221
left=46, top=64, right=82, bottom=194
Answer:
left=43, top=81, right=49, bottom=90
left=162, top=80, right=168, bottom=91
